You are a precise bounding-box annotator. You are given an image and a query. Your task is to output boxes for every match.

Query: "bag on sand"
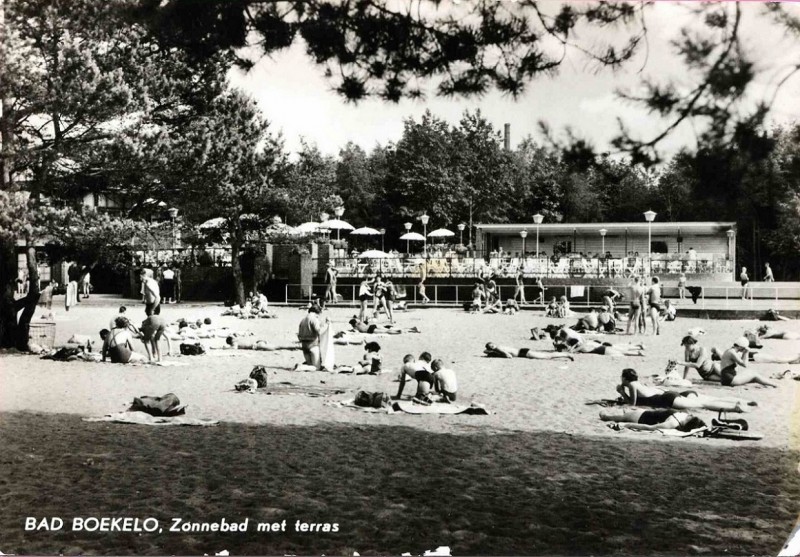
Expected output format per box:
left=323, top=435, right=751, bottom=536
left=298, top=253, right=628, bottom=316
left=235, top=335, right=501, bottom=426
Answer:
left=235, top=378, right=258, bottom=393
left=180, top=342, right=206, bottom=356
left=130, top=393, right=186, bottom=416
left=354, top=390, right=390, bottom=409
left=249, top=365, right=269, bottom=388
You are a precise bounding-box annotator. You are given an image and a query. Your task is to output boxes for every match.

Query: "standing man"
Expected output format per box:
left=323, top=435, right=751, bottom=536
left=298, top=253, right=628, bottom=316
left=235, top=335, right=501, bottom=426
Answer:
left=764, top=263, right=775, bottom=283
left=162, top=264, right=176, bottom=304
left=324, top=262, right=338, bottom=303
left=740, top=266, right=750, bottom=300
left=646, top=276, right=663, bottom=336
left=140, top=269, right=161, bottom=316
left=514, top=268, right=527, bottom=304
left=297, top=305, right=323, bottom=370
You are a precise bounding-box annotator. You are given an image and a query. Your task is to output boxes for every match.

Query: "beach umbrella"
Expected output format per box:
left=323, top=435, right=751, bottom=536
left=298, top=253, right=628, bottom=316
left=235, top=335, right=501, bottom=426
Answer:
left=399, top=232, right=425, bottom=241
left=427, top=228, right=455, bottom=238
left=358, top=249, right=390, bottom=259
left=295, top=221, right=320, bottom=233
left=351, top=227, right=381, bottom=235
left=319, top=218, right=354, bottom=240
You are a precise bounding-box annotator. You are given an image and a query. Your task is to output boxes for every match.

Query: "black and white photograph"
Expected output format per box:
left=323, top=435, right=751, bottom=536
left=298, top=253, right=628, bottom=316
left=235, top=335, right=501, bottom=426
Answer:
left=2, top=0, right=800, bottom=555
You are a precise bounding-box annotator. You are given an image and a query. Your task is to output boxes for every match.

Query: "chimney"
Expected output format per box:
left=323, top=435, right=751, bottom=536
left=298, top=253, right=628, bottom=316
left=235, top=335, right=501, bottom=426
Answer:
left=503, top=123, right=510, bottom=151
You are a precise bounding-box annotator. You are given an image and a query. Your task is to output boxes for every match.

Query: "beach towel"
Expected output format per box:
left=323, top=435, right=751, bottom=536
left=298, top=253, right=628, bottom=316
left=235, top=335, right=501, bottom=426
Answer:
left=83, top=412, right=218, bottom=427
left=256, top=382, right=346, bottom=397
left=320, top=323, right=335, bottom=371
left=65, top=281, right=79, bottom=310
left=392, top=400, right=489, bottom=415
left=686, top=286, right=703, bottom=304
left=570, top=285, right=585, bottom=298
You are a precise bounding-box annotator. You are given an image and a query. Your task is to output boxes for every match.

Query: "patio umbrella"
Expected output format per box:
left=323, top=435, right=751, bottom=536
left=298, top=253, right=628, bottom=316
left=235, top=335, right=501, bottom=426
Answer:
left=319, top=218, right=355, bottom=240
left=399, top=231, right=425, bottom=254
left=295, top=221, right=321, bottom=234
left=358, top=249, right=390, bottom=259
left=351, top=227, right=381, bottom=235
left=427, top=228, right=455, bottom=238
left=199, top=217, right=226, bottom=229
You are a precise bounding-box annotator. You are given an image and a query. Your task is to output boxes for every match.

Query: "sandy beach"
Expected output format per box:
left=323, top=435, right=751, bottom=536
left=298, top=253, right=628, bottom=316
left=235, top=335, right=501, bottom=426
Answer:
left=2, top=299, right=800, bottom=555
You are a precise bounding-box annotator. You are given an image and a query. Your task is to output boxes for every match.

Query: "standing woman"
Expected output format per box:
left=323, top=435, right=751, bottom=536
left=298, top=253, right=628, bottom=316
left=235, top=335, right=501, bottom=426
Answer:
left=514, top=268, right=527, bottom=304
left=740, top=267, right=750, bottom=299
left=357, top=278, right=373, bottom=322
left=677, top=272, right=687, bottom=300
left=65, top=264, right=79, bottom=312
left=418, top=263, right=430, bottom=304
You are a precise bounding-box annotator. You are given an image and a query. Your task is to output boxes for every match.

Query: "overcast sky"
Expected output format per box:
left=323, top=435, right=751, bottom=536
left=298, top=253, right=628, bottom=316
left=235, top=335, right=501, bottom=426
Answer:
left=229, top=1, right=800, bottom=160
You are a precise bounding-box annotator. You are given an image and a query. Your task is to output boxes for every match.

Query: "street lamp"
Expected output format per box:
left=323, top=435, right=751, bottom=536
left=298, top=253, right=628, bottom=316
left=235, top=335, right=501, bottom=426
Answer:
left=333, top=206, right=344, bottom=240
left=644, top=210, right=657, bottom=276
left=420, top=213, right=430, bottom=256
left=380, top=228, right=386, bottom=252
left=599, top=228, right=607, bottom=255
left=727, top=228, right=736, bottom=277
left=533, top=214, right=544, bottom=258
left=520, top=229, right=528, bottom=257
left=167, top=208, right=179, bottom=249
left=404, top=222, right=412, bottom=254
left=457, top=223, right=466, bottom=247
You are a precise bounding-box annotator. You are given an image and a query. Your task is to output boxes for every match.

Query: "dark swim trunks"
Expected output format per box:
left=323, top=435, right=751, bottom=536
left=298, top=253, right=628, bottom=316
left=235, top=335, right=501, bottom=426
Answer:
left=638, top=409, right=674, bottom=425
left=720, top=365, right=737, bottom=386
left=367, top=324, right=378, bottom=334
left=637, top=391, right=680, bottom=408
left=517, top=348, right=531, bottom=358
left=650, top=302, right=663, bottom=312
left=414, top=369, right=434, bottom=384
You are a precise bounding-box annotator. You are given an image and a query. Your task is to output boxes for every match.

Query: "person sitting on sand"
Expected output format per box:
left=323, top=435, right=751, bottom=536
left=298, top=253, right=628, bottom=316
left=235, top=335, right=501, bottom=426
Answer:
left=556, top=295, right=572, bottom=318
left=716, top=338, right=778, bottom=387
left=431, top=359, right=458, bottom=402
left=221, top=336, right=300, bottom=351
left=503, top=298, right=520, bottom=315
left=484, top=342, right=574, bottom=361
left=396, top=354, right=435, bottom=401
left=348, top=318, right=420, bottom=335
left=600, top=407, right=707, bottom=432
left=109, top=306, right=128, bottom=331
left=139, top=314, right=173, bottom=362
left=482, top=297, right=503, bottom=314
left=574, top=308, right=600, bottom=332
left=757, top=325, right=800, bottom=340
left=356, top=341, right=383, bottom=374
left=597, top=306, right=618, bottom=332
left=617, top=368, right=757, bottom=412
left=677, top=335, right=721, bottom=381
left=659, top=300, right=677, bottom=322
left=470, top=283, right=485, bottom=313
left=553, top=326, right=645, bottom=357
left=101, top=318, right=146, bottom=364
left=545, top=296, right=559, bottom=317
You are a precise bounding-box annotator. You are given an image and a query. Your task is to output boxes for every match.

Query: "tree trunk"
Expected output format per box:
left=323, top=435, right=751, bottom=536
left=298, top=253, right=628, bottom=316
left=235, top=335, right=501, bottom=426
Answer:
left=15, top=244, right=41, bottom=351
left=0, top=237, right=18, bottom=348
left=230, top=239, right=246, bottom=307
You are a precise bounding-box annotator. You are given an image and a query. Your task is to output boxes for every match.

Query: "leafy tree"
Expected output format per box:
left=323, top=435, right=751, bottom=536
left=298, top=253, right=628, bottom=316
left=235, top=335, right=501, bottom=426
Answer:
left=275, top=140, right=339, bottom=225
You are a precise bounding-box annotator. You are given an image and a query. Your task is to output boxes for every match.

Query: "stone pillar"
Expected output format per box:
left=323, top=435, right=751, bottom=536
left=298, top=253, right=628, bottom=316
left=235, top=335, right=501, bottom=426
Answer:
left=288, top=251, right=314, bottom=300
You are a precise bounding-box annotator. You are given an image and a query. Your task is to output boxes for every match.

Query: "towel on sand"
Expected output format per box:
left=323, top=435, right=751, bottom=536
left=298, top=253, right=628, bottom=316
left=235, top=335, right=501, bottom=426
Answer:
left=391, top=400, right=488, bottom=415
left=83, top=412, right=218, bottom=426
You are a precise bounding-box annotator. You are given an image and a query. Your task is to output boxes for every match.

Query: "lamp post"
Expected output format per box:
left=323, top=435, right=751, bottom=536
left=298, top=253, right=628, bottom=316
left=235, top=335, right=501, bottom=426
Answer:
left=599, top=228, right=607, bottom=255
left=458, top=223, right=465, bottom=247
left=168, top=207, right=179, bottom=250
left=333, top=206, right=344, bottom=240
left=726, top=228, right=736, bottom=278
left=380, top=228, right=385, bottom=252
left=644, top=210, right=656, bottom=276
left=420, top=213, right=430, bottom=256
left=533, top=214, right=544, bottom=258
left=404, top=222, right=412, bottom=254
left=520, top=229, right=528, bottom=257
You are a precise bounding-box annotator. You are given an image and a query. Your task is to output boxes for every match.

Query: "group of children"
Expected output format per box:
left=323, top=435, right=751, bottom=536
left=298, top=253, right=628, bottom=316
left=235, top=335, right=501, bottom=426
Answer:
left=397, top=352, right=458, bottom=404
left=221, top=290, right=276, bottom=319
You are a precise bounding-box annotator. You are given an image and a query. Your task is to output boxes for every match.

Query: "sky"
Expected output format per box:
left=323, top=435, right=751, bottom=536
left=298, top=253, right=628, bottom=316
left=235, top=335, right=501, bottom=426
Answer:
left=228, top=1, right=800, bottom=161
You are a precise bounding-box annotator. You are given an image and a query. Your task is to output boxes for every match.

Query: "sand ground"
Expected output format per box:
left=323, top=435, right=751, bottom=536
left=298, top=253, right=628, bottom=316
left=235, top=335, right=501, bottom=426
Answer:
left=2, top=300, right=800, bottom=447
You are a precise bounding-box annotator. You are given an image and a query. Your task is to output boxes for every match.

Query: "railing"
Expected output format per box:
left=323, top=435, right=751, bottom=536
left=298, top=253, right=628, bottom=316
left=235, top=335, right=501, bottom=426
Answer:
left=281, top=282, right=800, bottom=309
left=319, top=254, right=733, bottom=280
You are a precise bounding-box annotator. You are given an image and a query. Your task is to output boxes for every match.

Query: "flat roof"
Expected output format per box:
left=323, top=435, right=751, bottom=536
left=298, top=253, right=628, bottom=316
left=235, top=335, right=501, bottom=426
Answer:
left=475, top=222, right=736, bottom=235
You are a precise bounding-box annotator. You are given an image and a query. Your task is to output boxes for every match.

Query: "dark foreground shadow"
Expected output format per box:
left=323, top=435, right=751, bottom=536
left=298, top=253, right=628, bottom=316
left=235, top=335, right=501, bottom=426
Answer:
left=1, top=412, right=798, bottom=556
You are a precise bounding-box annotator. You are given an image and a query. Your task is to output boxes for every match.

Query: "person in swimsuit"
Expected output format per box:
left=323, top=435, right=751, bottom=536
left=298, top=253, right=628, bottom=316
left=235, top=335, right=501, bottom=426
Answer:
left=482, top=297, right=503, bottom=314
left=382, top=279, right=396, bottom=324
left=101, top=318, right=146, bottom=364
left=348, top=318, right=420, bottom=335
left=764, top=262, right=774, bottom=282
left=677, top=272, right=687, bottom=300
left=677, top=335, right=721, bottom=381
left=484, top=342, right=574, bottom=360
left=503, top=298, right=520, bottom=315
left=545, top=296, right=558, bottom=317
left=599, top=408, right=707, bottom=432
left=418, top=263, right=430, bottom=304
left=597, top=306, right=617, bottom=332
left=553, top=327, right=645, bottom=357
left=357, top=279, right=373, bottom=322
left=396, top=353, right=435, bottom=401
left=647, top=277, right=663, bottom=335
left=617, top=368, right=757, bottom=411
left=574, top=308, right=600, bottom=332
left=757, top=325, right=800, bottom=340
left=372, top=274, right=386, bottom=318
left=355, top=341, right=383, bottom=374
left=431, top=359, right=458, bottom=402
left=514, top=269, right=527, bottom=304
left=221, top=336, right=301, bottom=351
left=740, top=330, right=800, bottom=364
left=717, top=338, right=777, bottom=387
left=470, top=283, right=485, bottom=313
left=740, top=267, right=750, bottom=299
left=139, top=314, right=173, bottom=362
left=535, top=276, right=546, bottom=304
left=626, top=276, right=645, bottom=335
left=659, top=299, right=677, bottom=322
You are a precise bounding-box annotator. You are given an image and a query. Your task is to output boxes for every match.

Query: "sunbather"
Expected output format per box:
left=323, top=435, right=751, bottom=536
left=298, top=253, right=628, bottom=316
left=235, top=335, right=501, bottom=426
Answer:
left=484, top=342, right=574, bottom=360
left=100, top=319, right=146, bottom=364
left=617, top=368, right=757, bottom=411
left=348, top=318, right=420, bottom=335
left=757, top=325, right=800, bottom=340
left=221, top=336, right=301, bottom=351
left=715, top=338, right=778, bottom=387
left=600, top=408, right=707, bottom=432
left=553, top=326, right=644, bottom=356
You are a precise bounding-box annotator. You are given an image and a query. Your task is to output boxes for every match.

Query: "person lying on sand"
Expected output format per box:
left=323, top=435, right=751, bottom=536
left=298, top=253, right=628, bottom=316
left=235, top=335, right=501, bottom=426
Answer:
left=617, top=368, right=757, bottom=412
left=396, top=354, right=435, bottom=401
left=552, top=326, right=645, bottom=357
left=218, top=336, right=301, bottom=351
left=742, top=331, right=800, bottom=364
left=600, top=408, right=707, bottom=432
left=348, top=318, right=420, bottom=335
left=100, top=320, right=146, bottom=364
left=484, top=342, right=574, bottom=361
left=757, top=325, right=800, bottom=340
left=431, top=358, right=458, bottom=402
left=573, top=308, right=600, bottom=332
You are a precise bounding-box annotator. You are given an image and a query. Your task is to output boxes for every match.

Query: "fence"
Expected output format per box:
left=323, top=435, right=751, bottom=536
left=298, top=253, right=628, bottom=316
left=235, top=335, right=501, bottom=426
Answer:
left=281, top=283, right=800, bottom=310
left=320, top=254, right=733, bottom=280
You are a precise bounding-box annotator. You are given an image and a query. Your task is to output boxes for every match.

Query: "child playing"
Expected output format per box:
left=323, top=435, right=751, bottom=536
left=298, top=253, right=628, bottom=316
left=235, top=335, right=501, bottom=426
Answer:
left=431, top=359, right=458, bottom=402
left=357, top=341, right=383, bottom=375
